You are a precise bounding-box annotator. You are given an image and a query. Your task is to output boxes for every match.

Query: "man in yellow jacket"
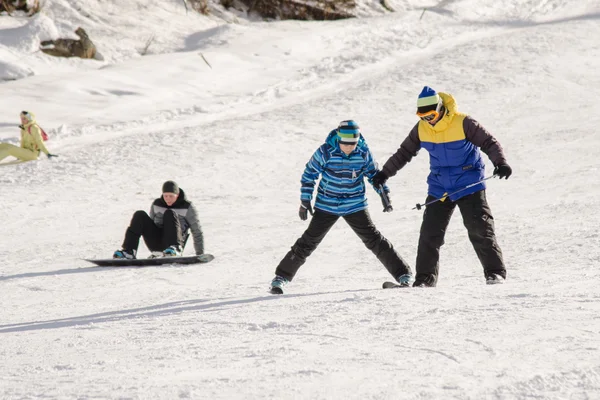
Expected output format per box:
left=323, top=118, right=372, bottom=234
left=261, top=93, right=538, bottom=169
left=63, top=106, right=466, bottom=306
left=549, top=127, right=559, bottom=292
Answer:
left=0, top=111, right=57, bottom=163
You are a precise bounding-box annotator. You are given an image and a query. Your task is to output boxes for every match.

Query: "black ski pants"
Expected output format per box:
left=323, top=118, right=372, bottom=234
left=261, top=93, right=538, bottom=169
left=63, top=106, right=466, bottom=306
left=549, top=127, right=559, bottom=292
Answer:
left=275, top=208, right=412, bottom=281
left=122, top=210, right=183, bottom=252
left=415, top=190, right=506, bottom=287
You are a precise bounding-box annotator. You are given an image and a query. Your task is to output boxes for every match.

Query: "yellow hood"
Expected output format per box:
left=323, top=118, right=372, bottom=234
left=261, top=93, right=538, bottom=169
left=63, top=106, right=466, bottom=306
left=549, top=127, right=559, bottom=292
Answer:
left=420, top=92, right=460, bottom=132
left=21, top=111, right=36, bottom=125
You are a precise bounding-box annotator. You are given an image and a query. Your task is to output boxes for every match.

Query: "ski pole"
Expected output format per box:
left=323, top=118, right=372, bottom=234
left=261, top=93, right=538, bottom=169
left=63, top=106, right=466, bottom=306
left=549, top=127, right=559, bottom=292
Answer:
left=377, top=184, right=393, bottom=212
left=413, top=175, right=496, bottom=210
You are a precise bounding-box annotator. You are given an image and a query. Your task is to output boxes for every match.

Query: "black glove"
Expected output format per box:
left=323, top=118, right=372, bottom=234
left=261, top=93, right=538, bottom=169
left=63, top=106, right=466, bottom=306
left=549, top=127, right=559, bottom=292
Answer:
left=298, top=201, right=314, bottom=221
left=380, top=191, right=393, bottom=212
left=494, top=163, right=512, bottom=179
left=47, top=153, right=58, bottom=159
left=372, top=170, right=388, bottom=187
left=19, top=125, right=24, bottom=129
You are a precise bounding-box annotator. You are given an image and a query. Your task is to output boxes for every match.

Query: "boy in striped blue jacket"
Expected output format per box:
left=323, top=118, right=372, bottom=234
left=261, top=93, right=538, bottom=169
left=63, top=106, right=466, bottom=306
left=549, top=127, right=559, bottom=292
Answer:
left=269, top=120, right=413, bottom=294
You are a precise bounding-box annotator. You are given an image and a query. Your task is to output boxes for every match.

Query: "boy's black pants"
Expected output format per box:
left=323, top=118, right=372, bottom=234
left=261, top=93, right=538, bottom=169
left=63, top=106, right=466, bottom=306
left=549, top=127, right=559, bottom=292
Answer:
left=275, top=209, right=411, bottom=281
left=122, top=210, right=183, bottom=252
left=415, top=190, right=506, bottom=286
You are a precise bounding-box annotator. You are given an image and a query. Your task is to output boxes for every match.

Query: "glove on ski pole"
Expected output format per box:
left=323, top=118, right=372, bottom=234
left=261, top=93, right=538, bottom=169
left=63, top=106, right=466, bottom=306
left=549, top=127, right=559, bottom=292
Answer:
left=493, top=163, right=512, bottom=179
left=377, top=184, right=393, bottom=212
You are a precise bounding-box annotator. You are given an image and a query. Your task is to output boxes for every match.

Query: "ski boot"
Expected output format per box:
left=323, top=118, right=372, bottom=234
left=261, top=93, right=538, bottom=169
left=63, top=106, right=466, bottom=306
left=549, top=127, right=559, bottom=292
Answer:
left=163, top=245, right=182, bottom=257
left=269, top=275, right=289, bottom=294
left=113, top=249, right=136, bottom=259
left=397, top=274, right=413, bottom=287
left=486, top=274, right=505, bottom=285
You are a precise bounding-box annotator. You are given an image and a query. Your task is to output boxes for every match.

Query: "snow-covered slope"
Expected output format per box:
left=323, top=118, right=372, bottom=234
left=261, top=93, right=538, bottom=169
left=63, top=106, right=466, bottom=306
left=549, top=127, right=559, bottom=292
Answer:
left=1, top=0, right=600, bottom=398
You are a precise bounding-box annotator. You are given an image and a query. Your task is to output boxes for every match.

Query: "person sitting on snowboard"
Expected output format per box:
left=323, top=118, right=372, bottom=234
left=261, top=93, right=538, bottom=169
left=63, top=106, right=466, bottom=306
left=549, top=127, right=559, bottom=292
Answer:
left=269, top=120, right=413, bottom=294
left=113, top=181, right=205, bottom=259
left=0, top=111, right=57, bottom=163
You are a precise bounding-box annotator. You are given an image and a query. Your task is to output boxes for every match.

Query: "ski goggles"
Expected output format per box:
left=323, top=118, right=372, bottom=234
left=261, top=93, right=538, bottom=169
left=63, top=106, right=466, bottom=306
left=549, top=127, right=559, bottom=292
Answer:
left=416, top=102, right=443, bottom=122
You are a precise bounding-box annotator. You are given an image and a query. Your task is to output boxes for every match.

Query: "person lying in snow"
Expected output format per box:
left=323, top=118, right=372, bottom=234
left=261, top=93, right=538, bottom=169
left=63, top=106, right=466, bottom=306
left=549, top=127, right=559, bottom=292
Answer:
left=269, top=120, right=413, bottom=294
left=113, top=181, right=205, bottom=259
left=0, top=111, right=57, bottom=163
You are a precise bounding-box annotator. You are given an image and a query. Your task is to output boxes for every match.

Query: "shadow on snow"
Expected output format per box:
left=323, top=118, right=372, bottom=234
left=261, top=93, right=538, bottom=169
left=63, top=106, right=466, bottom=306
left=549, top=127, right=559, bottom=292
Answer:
left=0, top=289, right=375, bottom=333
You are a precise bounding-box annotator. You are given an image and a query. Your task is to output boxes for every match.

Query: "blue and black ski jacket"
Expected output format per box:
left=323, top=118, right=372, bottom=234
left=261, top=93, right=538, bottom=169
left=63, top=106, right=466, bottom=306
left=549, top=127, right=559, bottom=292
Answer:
left=300, top=130, right=389, bottom=216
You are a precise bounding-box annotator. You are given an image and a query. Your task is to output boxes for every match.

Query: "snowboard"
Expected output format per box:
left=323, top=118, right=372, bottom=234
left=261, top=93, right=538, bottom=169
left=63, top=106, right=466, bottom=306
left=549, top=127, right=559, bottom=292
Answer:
left=382, top=281, right=410, bottom=289
left=85, top=254, right=214, bottom=267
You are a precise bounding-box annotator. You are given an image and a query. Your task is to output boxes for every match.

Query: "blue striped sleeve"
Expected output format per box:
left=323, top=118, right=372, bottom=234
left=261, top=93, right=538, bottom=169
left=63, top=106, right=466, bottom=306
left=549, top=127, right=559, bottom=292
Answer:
left=300, top=145, right=326, bottom=202
left=365, top=150, right=390, bottom=194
